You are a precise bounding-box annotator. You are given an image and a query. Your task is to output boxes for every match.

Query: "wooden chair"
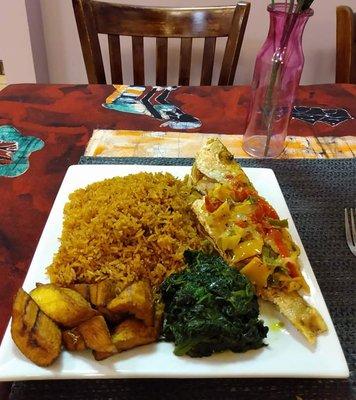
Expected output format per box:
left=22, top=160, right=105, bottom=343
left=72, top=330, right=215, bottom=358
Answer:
left=72, top=0, right=250, bottom=86
left=336, top=5, right=356, bottom=84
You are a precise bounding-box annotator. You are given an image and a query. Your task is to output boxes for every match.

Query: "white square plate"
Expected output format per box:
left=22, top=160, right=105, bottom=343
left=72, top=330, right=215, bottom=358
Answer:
left=0, top=165, right=349, bottom=381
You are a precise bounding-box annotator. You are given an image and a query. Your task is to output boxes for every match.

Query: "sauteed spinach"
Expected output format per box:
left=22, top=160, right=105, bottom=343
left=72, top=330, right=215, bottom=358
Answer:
left=161, top=251, right=268, bottom=357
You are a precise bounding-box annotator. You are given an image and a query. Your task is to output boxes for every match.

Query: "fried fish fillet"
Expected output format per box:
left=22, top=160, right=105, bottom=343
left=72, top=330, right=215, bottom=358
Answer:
left=190, top=138, right=327, bottom=344
left=191, top=138, right=251, bottom=186
left=259, top=288, right=327, bottom=344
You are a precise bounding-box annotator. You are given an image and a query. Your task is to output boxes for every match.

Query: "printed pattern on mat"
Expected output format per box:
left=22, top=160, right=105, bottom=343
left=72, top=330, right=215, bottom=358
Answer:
left=103, top=85, right=202, bottom=130
left=85, top=129, right=356, bottom=159
left=0, top=125, right=44, bottom=177
left=291, top=106, right=354, bottom=126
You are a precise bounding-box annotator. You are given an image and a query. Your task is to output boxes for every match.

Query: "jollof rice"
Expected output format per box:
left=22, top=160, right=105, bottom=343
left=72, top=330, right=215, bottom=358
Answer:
left=47, top=172, right=208, bottom=290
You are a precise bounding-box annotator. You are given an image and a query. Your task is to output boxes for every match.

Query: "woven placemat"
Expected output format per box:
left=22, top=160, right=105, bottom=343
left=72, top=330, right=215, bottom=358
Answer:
left=10, top=158, right=356, bottom=400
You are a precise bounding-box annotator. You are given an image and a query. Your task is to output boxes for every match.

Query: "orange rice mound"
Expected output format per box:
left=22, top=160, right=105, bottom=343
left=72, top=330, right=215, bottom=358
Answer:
left=47, top=172, right=208, bottom=290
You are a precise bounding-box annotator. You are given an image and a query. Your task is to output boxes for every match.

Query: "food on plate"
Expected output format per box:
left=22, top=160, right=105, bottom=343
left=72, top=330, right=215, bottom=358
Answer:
left=261, top=288, right=327, bottom=344
left=69, top=280, right=117, bottom=308
left=112, top=318, right=158, bottom=352
left=107, top=280, right=154, bottom=327
left=190, top=138, right=327, bottom=343
left=62, top=327, right=86, bottom=352
left=10, top=139, right=328, bottom=367
left=11, top=279, right=160, bottom=366
left=11, top=288, right=62, bottom=366
left=30, top=284, right=97, bottom=327
left=70, top=283, right=91, bottom=301
left=161, top=251, right=268, bottom=357
left=78, top=315, right=117, bottom=356
left=47, top=172, right=210, bottom=291
left=88, top=280, right=116, bottom=307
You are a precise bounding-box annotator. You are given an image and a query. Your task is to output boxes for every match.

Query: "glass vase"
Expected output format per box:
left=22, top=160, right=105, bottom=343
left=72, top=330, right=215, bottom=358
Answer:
left=242, top=3, right=313, bottom=158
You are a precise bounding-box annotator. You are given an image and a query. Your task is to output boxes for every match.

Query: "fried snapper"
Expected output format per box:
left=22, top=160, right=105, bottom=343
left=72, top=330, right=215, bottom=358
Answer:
left=189, top=138, right=327, bottom=344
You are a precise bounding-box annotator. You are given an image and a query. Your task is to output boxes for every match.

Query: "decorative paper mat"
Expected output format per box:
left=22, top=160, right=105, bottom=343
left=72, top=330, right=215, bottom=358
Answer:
left=10, top=157, right=355, bottom=399
left=85, top=129, right=356, bottom=159
left=0, top=125, right=44, bottom=177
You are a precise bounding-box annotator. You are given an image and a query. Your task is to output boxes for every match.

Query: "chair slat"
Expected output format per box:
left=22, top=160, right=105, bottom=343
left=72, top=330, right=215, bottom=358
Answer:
left=92, top=2, right=236, bottom=37
left=72, top=0, right=106, bottom=83
left=179, top=37, right=192, bottom=86
left=200, top=37, right=216, bottom=85
left=73, top=0, right=251, bottom=86
left=108, top=35, right=123, bottom=84
left=219, top=3, right=250, bottom=85
left=132, top=36, right=145, bottom=85
left=156, top=37, right=168, bottom=86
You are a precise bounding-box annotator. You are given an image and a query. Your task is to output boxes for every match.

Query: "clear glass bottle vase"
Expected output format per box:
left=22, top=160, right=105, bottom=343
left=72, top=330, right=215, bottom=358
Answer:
left=243, top=3, right=313, bottom=158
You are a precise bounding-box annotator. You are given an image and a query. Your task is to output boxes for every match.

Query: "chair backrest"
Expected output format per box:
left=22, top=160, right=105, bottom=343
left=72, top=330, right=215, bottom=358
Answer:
left=336, top=5, right=356, bottom=84
left=72, top=0, right=250, bottom=86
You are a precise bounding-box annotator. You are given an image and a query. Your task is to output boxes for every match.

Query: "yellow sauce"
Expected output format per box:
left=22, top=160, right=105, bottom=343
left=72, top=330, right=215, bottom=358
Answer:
left=270, top=321, right=285, bottom=332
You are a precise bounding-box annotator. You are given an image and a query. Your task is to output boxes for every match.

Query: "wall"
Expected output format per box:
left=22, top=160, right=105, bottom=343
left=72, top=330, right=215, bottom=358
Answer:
left=25, top=0, right=49, bottom=83
left=0, top=0, right=48, bottom=84
left=40, top=0, right=356, bottom=85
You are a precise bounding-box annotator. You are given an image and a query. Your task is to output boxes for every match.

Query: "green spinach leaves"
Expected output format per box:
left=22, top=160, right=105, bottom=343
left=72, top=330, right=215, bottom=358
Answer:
left=161, top=251, right=268, bottom=357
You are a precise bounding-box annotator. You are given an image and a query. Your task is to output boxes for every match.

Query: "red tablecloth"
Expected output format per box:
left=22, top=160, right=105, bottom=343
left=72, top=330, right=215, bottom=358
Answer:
left=0, top=83, right=355, bottom=341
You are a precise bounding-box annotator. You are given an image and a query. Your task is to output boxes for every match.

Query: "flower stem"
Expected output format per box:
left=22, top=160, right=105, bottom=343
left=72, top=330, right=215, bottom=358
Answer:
left=263, top=58, right=281, bottom=157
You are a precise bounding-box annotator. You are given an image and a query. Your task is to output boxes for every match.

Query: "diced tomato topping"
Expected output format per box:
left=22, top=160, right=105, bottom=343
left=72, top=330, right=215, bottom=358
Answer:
left=233, top=186, right=253, bottom=202
left=286, top=261, right=299, bottom=278
left=254, top=222, right=268, bottom=234
left=251, top=198, right=278, bottom=224
left=252, top=204, right=265, bottom=223
left=258, top=198, right=279, bottom=219
left=225, top=173, right=234, bottom=180
left=205, top=196, right=223, bottom=213
left=235, top=220, right=248, bottom=228
left=267, top=228, right=290, bottom=257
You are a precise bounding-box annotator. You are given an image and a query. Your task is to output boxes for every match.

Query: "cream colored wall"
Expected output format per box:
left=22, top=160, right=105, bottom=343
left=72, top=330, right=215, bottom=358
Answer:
left=0, top=0, right=48, bottom=84
left=40, top=0, right=356, bottom=85
left=0, top=0, right=37, bottom=83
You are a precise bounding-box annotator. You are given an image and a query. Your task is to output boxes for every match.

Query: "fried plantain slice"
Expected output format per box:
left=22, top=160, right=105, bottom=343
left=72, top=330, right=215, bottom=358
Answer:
left=30, top=284, right=97, bottom=327
left=62, top=327, right=86, bottom=352
left=95, top=306, right=123, bottom=324
left=107, top=280, right=154, bottom=326
left=92, top=350, right=116, bottom=361
left=112, top=318, right=158, bottom=352
left=69, top=283, right=91, bottom=301
left=260, top=288, right=328, bottom=344
left=78, top=315, right=117, bottom=355
left=153, top=295, right=165, bottom=333
left=11, top=288, right=62, bottom=367
left=89, top=280, right=116, bottom=307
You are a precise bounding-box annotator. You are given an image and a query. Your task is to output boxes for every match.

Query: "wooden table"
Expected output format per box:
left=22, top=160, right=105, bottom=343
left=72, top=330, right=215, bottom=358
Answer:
left=0, top=83, right=355, bottom=398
